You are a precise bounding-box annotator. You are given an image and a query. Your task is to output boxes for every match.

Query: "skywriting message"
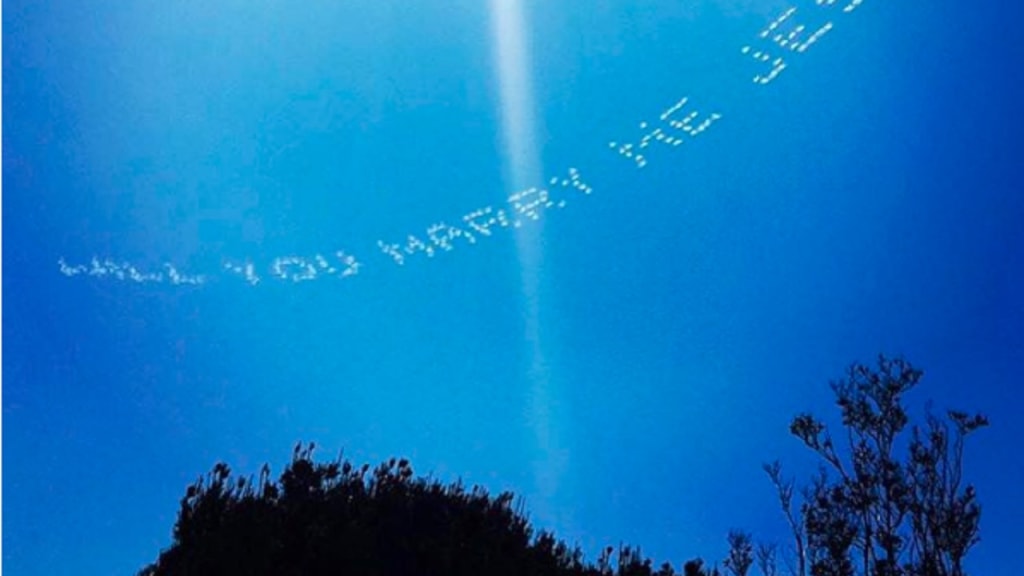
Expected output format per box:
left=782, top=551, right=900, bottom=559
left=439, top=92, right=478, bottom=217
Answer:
left=57, top=0, right=866, bottom=287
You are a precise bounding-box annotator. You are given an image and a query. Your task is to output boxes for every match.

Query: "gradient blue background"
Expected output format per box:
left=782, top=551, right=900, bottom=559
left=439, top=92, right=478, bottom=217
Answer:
left=4, top=0, right=1022, bottom=574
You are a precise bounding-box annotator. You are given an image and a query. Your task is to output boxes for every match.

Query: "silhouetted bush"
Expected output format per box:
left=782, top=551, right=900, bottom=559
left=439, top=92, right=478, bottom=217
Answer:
left=139, top=443, right=702, bottom=576
left=141, top=356, right=987, bottom=576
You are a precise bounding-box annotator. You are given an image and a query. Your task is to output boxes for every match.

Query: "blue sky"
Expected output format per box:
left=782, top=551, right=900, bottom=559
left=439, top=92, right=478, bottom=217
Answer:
left=4, top=0, right=1023, bottom=574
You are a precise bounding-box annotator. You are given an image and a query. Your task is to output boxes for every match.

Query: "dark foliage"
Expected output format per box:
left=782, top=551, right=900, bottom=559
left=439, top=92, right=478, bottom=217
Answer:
left=141, top=356, right=987, bottom=576
left=140, top=442, right=712, bottom=576
left=755, top=355, right=988, bottom=576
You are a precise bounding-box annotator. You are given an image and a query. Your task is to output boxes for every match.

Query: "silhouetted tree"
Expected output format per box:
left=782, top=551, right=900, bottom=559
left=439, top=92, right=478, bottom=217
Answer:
left=724, top=531, right=754, bottom=576
left=755, top=543, right=779, bottom=576
left=684, top=558, right=721, bottom=576
left=140, top=355, right=988, bottom=576
left=758, top=355, right=988, bottom=576
left=140, top=443, right=692, bottom=576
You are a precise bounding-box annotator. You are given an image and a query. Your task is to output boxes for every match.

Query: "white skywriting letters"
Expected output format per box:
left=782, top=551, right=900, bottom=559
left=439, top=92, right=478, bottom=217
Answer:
left=60, top=1, right=870, bottom=288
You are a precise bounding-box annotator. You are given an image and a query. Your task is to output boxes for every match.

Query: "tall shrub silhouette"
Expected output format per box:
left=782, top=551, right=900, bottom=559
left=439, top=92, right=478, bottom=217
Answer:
left=757, top=356, right=988, bottom=576
left=139, top=443, right=707, bottom=576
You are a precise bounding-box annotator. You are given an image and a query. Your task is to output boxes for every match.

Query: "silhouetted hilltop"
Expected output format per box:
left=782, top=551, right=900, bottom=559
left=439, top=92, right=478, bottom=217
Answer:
left=139, top=442, right=705, bottom=576
left=140, top=356, right=987, bottom=576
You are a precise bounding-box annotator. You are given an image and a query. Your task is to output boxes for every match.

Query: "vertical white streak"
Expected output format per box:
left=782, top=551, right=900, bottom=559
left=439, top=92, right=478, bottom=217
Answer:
left=490, top=0, right=540, bottom=188
left=489, top=0, right=567, bottom=512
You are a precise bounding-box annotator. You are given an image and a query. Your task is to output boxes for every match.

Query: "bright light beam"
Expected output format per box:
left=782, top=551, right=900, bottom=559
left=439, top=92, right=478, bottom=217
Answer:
left=489, top=0, right=568, bottom=514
